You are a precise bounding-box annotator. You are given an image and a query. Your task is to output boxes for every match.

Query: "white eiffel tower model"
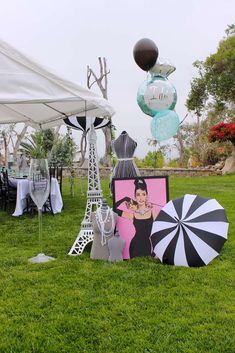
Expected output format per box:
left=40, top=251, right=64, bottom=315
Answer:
left=69, top=124, right=103, bottom=255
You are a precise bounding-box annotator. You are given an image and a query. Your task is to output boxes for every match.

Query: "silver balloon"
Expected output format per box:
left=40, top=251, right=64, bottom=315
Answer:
left=149, top=57, right=176, bottom=78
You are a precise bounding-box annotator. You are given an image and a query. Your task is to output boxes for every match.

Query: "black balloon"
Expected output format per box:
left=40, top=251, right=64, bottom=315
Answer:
left=133, top=38, right=159, bottom=71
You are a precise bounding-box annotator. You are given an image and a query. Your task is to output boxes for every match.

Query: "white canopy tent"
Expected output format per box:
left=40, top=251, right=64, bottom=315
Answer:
left=0, top=39, right=115, bottom=128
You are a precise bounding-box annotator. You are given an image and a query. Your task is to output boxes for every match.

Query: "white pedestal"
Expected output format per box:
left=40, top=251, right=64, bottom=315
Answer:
left=28, top=253, right=55, bottom=263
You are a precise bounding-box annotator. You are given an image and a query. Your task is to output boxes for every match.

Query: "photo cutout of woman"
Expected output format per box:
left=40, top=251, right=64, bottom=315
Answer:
left=113, top=177, right=168, bottom=259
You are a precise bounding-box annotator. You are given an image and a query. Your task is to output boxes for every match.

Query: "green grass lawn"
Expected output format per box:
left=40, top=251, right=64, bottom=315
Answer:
left=0, top=175, right=234, bottom=353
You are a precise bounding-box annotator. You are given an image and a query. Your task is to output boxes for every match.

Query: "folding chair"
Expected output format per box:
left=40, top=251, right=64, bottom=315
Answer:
left=1, top=169, right=17, bottom=213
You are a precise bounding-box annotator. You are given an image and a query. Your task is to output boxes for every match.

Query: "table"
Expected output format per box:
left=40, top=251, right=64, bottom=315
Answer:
left=11, top=177, right=63, bottom=216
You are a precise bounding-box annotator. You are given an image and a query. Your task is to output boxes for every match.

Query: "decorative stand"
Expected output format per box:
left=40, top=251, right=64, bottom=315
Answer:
left=69, top=124, right=103, bottom=255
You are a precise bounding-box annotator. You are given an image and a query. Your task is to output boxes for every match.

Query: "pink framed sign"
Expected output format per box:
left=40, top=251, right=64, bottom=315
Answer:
left=112, top=176, right=169, bottom=259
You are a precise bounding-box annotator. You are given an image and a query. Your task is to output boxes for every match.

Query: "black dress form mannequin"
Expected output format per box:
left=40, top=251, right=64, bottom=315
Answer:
left=90, top=199, right=118, bottom=260
left=112, top=131, right=140, bottom=179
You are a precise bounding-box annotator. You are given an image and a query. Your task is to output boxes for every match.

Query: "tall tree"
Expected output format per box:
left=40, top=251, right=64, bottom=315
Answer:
left=87, top=57, right=113, bottom=166
left=182, top=24, right=235, bottom=166
left=20, top=128, right=57, bottom=159
left=173, top=106, right=233, bottom=167
left=187, top=24, right=235, bottom=115
left=0, top=123, right=29, bottom=165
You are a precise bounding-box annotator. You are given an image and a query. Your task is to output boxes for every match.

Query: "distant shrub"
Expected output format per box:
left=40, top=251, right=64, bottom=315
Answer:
left=208, top=122, right=235, bottom=146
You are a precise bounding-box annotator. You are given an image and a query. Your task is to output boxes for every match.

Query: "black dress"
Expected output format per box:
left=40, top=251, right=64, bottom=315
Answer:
left=129, top=213, right=153, bottom=258
left=112, top=132, right=140, bottom=178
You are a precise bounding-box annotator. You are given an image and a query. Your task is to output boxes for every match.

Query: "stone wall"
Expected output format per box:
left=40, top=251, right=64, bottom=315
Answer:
left=138, top=167, right=221, bottom=177
left=63, top=167, right=222, bottom=177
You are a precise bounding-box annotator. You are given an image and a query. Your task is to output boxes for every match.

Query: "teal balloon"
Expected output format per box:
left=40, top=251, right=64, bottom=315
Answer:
left=137, top=75, right=177, bottom=117
left=151, top=110, right=180, bottom=142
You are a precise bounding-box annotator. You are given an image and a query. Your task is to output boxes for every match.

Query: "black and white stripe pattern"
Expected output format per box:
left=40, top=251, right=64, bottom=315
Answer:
left=150, top=194, right=229, bottom=267
left=63, top=116, right=110, bottom=132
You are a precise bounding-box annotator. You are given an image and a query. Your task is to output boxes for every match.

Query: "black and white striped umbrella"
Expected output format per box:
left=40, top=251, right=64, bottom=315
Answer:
left=150, top=194, right=229, bottom=267
left=63, top=116, right=110, bottom=132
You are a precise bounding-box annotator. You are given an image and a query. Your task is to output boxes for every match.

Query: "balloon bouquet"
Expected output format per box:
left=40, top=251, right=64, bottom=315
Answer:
left=133, top=38, right=180, bottom=142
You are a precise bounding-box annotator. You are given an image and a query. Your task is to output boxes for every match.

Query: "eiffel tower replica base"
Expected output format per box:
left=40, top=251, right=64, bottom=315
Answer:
left=69, top=228, right=94, bottom=256
left=68, top=191, right=102, bottom=255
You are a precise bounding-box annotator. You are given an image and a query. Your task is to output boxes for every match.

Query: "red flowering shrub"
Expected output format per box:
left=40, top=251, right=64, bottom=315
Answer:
left=208, top=122, right=235, bottom=146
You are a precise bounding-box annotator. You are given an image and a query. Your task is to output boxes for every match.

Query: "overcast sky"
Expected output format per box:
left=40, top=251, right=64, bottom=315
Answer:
left=0, top=0, right=234, bottom=158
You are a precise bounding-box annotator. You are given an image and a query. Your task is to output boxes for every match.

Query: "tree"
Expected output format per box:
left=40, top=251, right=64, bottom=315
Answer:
left=186, top=61, right=208, bottom=116
left=20, top=129, right=57, bottom=159
left=187, top=24, right=235, bottom=116
left=0, top=123, right=29, bottom=165
left=172, top=109, right=233, bottom=167
left=21, top=128, right=77, bottom=195
left=87, top=57, right=113, bottom=166
left=181, top=24, right=235, bottom=167
left=172, top=123, right=196, bottom=166
left=50, top=129, right=76, bottom=196
left=143, top=150, right=164, bottom=168
left=174, top=128, right=187, bottom=167
left=78, top=130, right=87, bottom=167
left=134, top=157, right=145, bottom=168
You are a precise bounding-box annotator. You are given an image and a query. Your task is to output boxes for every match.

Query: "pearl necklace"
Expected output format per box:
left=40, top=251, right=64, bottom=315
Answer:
left=135, top=207, right=151, bottom=215
left=96, top=207, right=115, bottom=245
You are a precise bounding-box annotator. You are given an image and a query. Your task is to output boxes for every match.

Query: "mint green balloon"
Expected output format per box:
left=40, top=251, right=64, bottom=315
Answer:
left=137, top=76, right=177, bottom=117
left=151, top=110, right=180, bottom=142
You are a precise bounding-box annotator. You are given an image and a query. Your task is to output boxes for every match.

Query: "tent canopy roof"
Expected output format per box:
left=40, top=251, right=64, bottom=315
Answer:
left=0, top=39, right=115, bottom=128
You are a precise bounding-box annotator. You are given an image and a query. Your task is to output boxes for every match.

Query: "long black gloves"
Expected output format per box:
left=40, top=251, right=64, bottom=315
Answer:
left=114, top=196, right=131, bottom=216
